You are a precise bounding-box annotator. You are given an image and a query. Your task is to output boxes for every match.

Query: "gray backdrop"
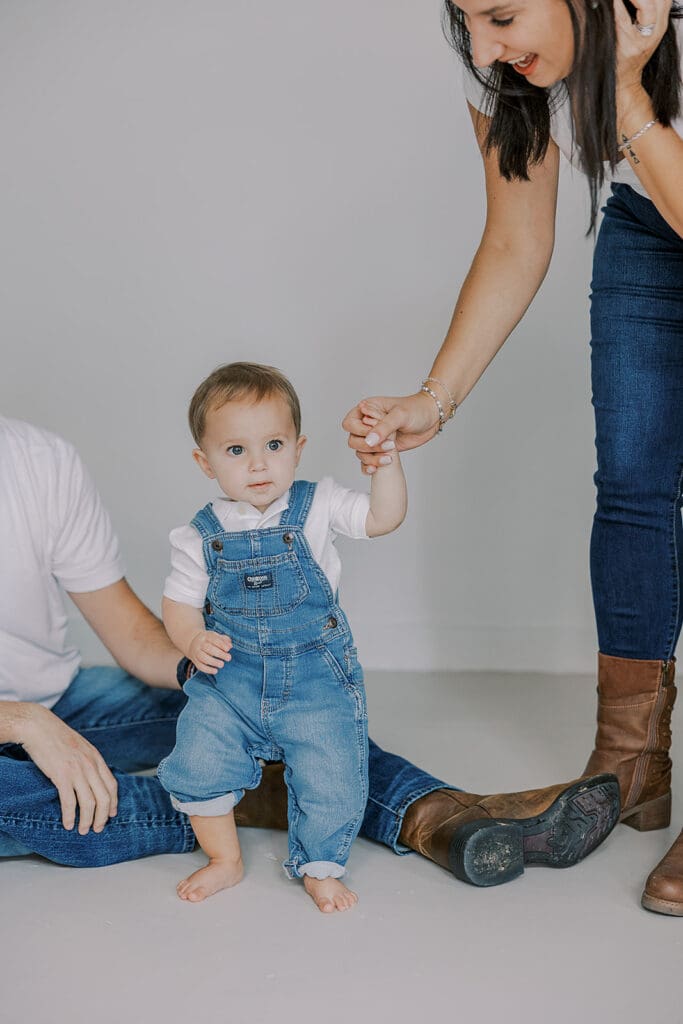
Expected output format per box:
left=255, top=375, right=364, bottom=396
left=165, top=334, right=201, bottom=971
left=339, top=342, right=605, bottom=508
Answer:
left=0, top=1, right=602, bottom=673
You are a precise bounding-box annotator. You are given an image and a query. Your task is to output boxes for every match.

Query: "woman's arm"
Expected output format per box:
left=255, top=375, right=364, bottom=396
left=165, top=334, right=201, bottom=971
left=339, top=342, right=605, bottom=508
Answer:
left=343, top=104, right=560, bottom=464
left=613, top=0, right=683, bottom=237
left=429, top=104, right=560, bottom=407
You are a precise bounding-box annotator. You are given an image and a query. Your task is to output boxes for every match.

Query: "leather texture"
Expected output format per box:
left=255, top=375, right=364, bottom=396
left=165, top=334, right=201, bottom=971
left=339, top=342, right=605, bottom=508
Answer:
left=642, top=830, right=683, bottom=915
left=399, top=780, right=598, bottom=871
left=584, top=653, right=676, bottom=826
left=234, top=762, right=288, bottom=831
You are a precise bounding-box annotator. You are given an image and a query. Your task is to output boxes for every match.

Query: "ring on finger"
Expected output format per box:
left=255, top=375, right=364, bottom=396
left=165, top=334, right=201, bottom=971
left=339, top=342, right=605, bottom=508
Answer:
left=635, top=21, right=656, bottom=35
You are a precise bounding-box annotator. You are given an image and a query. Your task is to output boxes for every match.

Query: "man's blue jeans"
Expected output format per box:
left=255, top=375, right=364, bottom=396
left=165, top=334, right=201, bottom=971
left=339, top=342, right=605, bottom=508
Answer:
left=590, top=184, right=683, bottom=660
left=0, top=666, right=451, bottom=866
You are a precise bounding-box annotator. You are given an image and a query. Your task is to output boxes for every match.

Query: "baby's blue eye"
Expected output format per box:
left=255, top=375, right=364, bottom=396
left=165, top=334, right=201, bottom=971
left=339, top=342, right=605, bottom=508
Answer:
left=491, top=16, right=513, bottom=26
left=227, top=445, right=244, bottom=456
left=266, top=439, right=283, bottom=452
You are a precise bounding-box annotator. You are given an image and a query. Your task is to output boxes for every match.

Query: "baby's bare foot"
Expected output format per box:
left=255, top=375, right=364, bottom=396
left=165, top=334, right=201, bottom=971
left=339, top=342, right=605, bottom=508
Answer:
left=177, top=857, right=243, bottom=903
left=303, top=876, right=358, bottom=913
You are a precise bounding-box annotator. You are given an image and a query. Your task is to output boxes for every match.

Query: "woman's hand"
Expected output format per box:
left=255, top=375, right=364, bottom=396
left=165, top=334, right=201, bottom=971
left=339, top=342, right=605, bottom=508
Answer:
left=342, top=393, right=442, bottom=473
left=613, top=0, right=672, bottom=118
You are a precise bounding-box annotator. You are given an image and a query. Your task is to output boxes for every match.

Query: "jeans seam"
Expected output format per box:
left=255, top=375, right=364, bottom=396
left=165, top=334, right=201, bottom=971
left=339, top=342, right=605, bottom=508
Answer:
left=0, top=813, right=186, bottom=827
left=66, top=715, right=182, bottom=732
left=181, top=820, right=195, bottom=852
left=665, top=460, right=683, bottom=660
left=366, top=782, right=456, bottom=853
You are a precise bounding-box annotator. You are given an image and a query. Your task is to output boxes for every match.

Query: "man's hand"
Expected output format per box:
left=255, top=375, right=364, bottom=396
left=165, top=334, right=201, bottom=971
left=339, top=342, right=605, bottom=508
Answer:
left=187, top=630, right=233, bottom=675
left=18, top=704, right=118, bottom=834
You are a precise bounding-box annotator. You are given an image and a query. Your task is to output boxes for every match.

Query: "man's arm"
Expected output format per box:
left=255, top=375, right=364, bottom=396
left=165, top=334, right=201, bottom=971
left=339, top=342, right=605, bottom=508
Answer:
left=0, top=579, right=180, bottom=836
left=68, top=578, right=182, bottom=689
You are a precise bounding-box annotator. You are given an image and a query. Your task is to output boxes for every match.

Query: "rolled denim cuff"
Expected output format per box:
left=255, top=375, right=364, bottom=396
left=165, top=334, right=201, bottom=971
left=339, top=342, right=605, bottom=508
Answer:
left=170, top=790, right=240, bottom=817
left=284, top=859, right=346, bottom=880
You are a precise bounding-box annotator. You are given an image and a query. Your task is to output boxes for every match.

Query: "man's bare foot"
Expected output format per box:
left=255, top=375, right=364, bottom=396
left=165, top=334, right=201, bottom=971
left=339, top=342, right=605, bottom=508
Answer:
left=303, top=876, right=358, bottom=913
left=177, top=857, right=244, bottom=902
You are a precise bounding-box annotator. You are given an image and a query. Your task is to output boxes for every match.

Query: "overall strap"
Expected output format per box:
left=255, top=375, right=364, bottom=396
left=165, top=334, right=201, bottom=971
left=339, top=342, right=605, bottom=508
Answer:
left=280, top=480, right=317, bottom=530
left=190, top=502, right=225, bottom=540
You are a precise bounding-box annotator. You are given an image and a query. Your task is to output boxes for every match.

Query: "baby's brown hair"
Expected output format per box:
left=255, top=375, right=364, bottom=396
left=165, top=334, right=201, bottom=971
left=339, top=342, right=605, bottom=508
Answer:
left=189, top=362, right=302, bottom=445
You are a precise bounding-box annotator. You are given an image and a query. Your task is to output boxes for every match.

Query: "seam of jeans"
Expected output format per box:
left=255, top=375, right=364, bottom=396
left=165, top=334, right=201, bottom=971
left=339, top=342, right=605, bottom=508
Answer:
left=365, top=795, right=400, bottom=819
left=64, top=715, right=182, bottom=732
left=367, top=781, right=460, bottom=820
left=0, top=814, right=188, bottom=827
left=366, top=782, right=458, bottom=852
left=665, top=460, right=683, bottom=661
left=181, top=821, right=195, bottom=852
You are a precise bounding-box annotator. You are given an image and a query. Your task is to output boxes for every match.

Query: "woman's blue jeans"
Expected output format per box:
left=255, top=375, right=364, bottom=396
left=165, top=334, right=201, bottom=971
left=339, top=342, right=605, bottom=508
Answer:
left=590, top=184, right=683, bottom=660
left=0, top=667, right=451, bottom=866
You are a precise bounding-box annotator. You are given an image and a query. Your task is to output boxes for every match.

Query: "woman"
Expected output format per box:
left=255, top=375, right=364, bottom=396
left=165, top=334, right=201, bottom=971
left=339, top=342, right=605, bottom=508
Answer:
left=344, top=0, right=683, bottom=915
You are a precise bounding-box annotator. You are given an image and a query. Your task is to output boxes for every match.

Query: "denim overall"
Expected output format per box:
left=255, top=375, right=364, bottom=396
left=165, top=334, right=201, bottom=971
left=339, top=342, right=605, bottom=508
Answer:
left=158, top=481, right=369, bottom=880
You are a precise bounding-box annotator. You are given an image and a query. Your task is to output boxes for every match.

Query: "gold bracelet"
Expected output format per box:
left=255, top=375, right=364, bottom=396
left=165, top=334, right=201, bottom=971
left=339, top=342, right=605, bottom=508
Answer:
left=423, top=376, right=457, bottom=419
left=420, top=384, right=446, bottom=433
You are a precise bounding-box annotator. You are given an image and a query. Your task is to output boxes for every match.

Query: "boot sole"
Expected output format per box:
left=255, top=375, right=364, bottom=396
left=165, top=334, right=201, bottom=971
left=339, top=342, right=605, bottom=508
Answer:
left=448, top=774, right=621, bottom=887
left=641, top=893, right=683, bottom=916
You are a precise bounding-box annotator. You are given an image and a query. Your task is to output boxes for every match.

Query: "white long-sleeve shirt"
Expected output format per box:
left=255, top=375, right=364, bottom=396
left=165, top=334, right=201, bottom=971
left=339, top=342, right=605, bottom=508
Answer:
left=164, top=476, right=370, bottom=608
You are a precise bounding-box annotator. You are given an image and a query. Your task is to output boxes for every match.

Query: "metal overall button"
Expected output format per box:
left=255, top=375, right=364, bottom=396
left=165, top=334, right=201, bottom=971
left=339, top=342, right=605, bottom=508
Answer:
left=283, top=532, right=294, bottom=546
left=211, top=540, right=223, bottom=552
left=204, top=600, right=212, bottom=614
left=324, top=616, right=338, bottom=630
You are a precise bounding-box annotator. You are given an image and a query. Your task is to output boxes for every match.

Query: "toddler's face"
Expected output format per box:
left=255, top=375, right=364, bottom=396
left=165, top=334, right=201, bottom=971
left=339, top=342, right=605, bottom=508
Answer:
left=194, top=393, right=306, bottom=512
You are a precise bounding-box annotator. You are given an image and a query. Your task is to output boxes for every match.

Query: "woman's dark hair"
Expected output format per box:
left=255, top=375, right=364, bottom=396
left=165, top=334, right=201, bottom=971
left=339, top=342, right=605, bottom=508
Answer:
left=443, top=0, right=682, bottom=230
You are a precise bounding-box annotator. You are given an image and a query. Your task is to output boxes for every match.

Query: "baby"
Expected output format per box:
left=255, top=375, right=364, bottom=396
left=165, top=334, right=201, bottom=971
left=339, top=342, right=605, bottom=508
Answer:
left=158, top=362, right=406, bottom=913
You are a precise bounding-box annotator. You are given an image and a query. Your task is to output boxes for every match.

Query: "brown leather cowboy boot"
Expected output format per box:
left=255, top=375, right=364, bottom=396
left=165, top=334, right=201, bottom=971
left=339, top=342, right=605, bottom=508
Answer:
left=234, top=762, right=288, bottom=830
left=584, top=654, right=676, bottom=830
left=233, top=764, right=620, bottom=887
left=641, top=830, right=683, bottom=916
left=399, top=774, right=620, bottom=887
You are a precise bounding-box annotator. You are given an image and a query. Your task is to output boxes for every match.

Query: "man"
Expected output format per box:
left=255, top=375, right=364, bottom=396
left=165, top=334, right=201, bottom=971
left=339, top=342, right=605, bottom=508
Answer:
left=0, top=415, right=620, bottom=884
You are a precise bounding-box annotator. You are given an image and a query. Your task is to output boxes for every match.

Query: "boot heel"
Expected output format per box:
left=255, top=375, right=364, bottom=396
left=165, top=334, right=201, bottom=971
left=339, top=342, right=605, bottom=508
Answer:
left=448, top=820, right=524, bottom=887
left=621, top=791, right=671, bottom=832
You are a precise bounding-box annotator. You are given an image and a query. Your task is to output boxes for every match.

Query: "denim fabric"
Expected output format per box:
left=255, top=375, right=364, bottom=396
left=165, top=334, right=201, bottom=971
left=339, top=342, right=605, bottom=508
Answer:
left=362, top=741, right=457, bottom=853
left=157, top=481, right=370, bottom=879
left=590, top=184, right=683, bottom=660
left=0, top=667, right=195, bottom=864
left=0, top=670, right=453, bottom=865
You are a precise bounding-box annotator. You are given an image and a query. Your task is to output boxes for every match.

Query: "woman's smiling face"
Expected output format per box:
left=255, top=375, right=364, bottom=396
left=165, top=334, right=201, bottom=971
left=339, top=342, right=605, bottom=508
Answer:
left=456, top=0, right=576, bottom=87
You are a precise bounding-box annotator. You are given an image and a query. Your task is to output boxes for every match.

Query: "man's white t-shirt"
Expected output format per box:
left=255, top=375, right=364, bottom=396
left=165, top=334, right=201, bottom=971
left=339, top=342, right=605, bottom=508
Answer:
left=164, top=477, right=370, bottom=608
left=462, top=20, right=683, bottom=201
left=0, top=417, right=125, bottom=708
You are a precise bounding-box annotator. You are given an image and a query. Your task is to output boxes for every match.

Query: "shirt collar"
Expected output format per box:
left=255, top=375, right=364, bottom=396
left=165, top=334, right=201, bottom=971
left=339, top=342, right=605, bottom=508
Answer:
left=214, top=488, right=290, bottom=528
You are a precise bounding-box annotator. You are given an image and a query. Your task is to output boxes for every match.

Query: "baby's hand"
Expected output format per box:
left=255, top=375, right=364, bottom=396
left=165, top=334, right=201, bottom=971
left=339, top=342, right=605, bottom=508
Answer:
left=361, top=414, right=396, bottom=474
left=188, top=630, right=232, bottom=674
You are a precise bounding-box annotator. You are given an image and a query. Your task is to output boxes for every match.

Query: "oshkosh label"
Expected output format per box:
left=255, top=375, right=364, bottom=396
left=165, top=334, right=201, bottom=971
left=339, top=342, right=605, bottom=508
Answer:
left=244, top=572, right=273, bottom=590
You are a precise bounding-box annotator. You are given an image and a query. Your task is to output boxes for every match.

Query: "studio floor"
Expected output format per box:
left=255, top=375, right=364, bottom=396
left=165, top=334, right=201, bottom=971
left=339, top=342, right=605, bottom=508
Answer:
left=3, top=670, right=682, bottom=1024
